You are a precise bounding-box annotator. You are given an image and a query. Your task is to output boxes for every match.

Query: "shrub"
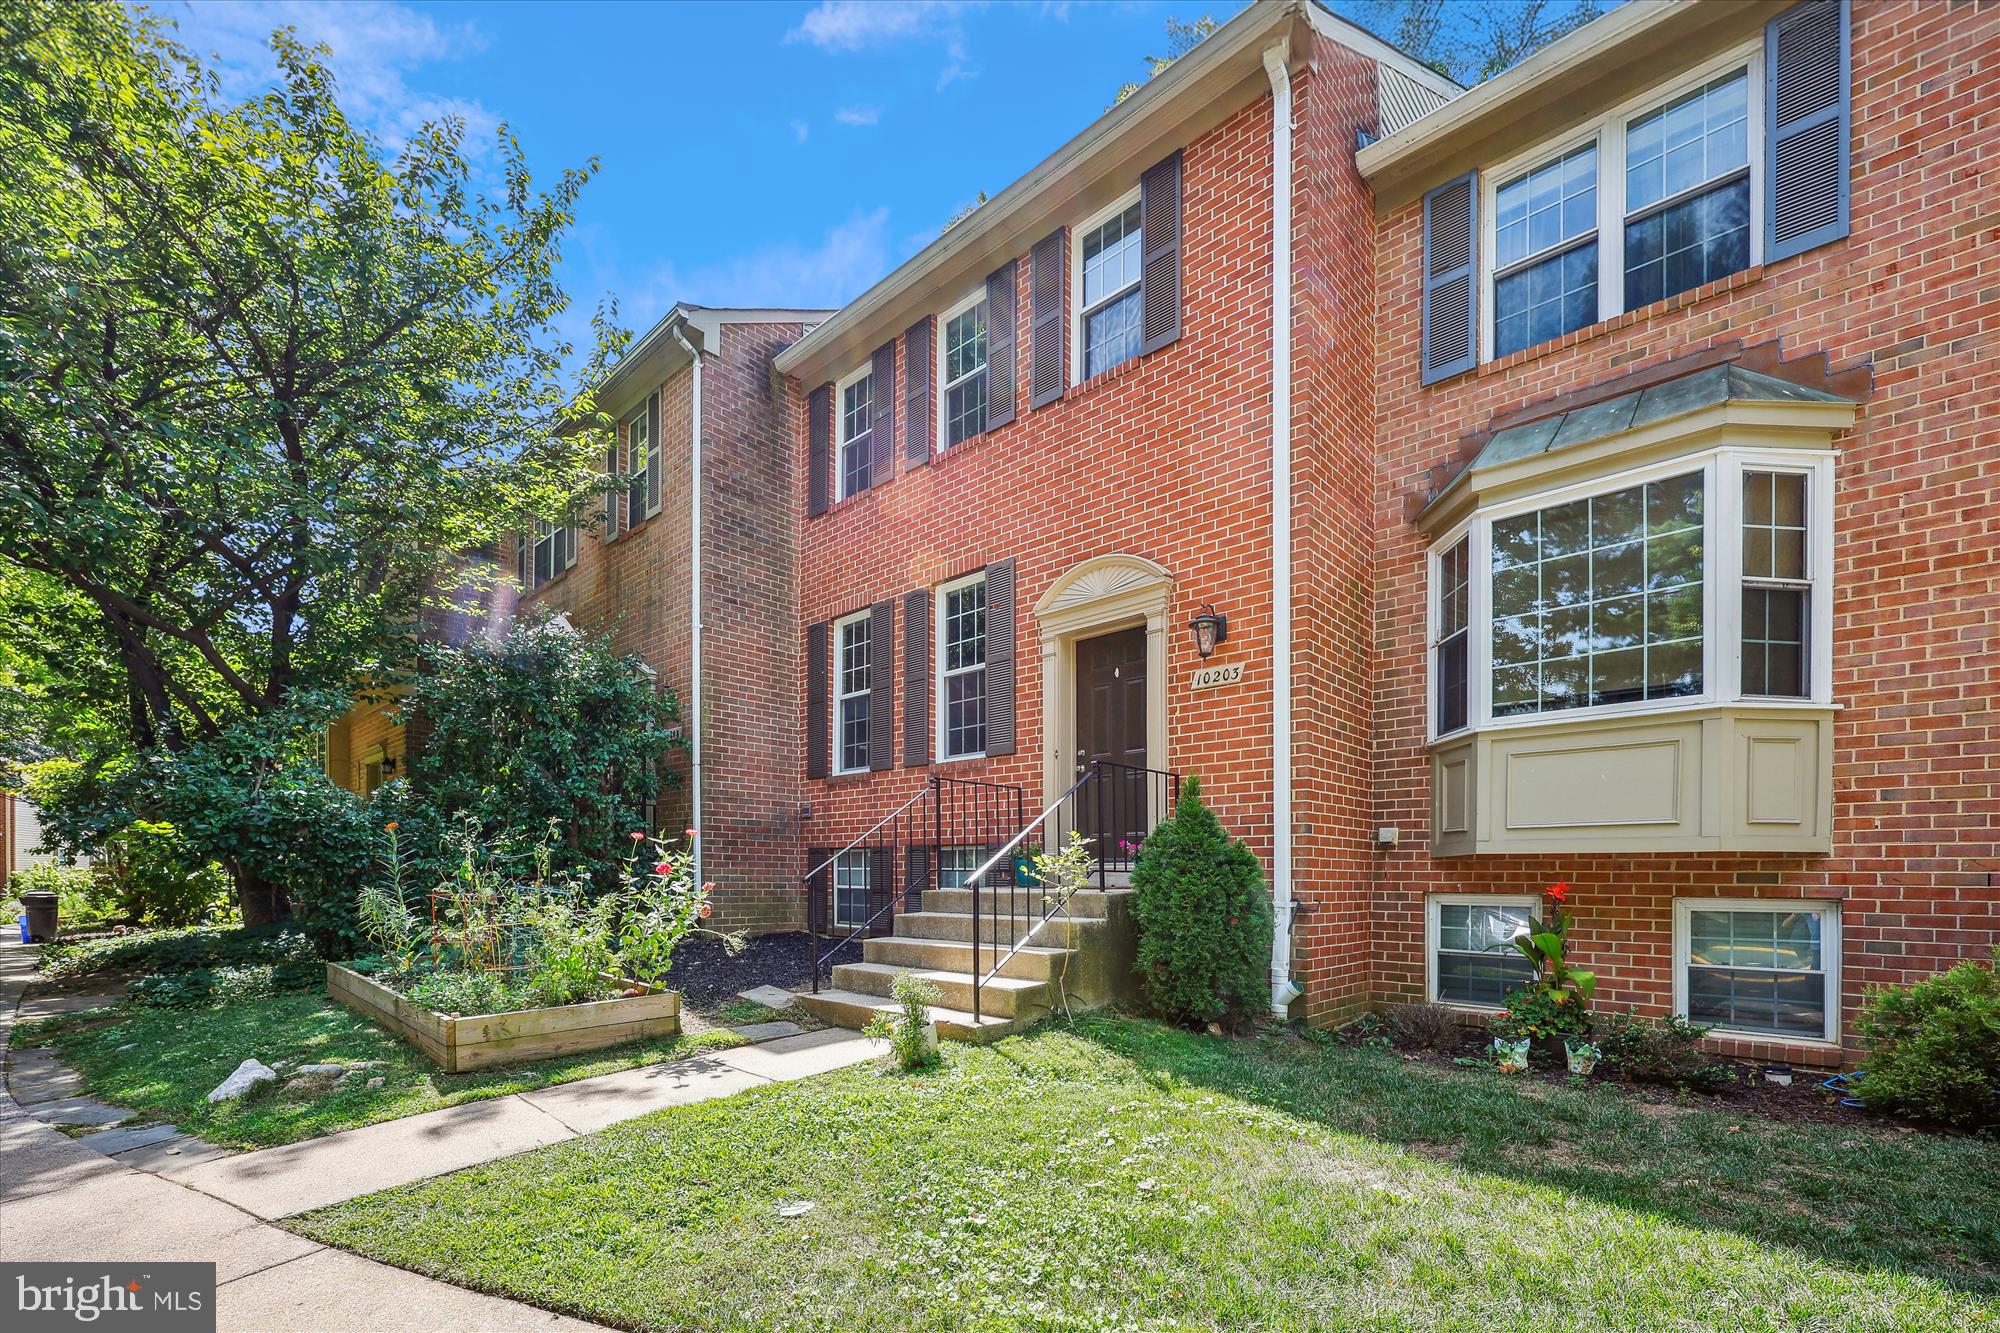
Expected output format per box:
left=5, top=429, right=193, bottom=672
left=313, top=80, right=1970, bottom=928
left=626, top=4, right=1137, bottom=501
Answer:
left=1386, top=1001, right=1462, bottom=1052
left=1856, top=951, right=2000, bottom=1130
left=1491, top=984, right=1593, bottom=1043
left=6, top=863, right=120, bottom=931
left=863, top=971, right=941, bottom=1070
left=1130, top=776, right=1273, bottom=1029
left=128, top=960, right=322, bottom=1008
left=1598, top=1013, right=1734, bottom=1091
left=40, top=924, right=319, bottom=980
left=102, top=820, right=233, bottom=927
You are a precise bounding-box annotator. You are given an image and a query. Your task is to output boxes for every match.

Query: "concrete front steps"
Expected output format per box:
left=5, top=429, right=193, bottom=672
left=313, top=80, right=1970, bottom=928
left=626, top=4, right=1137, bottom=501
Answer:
left=795, top=887, right=1136, bottom=1043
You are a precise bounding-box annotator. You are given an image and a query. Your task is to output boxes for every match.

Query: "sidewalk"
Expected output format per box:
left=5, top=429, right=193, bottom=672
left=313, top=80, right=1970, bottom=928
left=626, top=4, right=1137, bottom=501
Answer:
left=0, top=939, right=877, bottom=1330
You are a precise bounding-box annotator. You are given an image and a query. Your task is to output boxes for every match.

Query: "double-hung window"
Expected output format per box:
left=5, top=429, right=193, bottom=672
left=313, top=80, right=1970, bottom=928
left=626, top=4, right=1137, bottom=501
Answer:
left=832, top=850, right=871, bottom=928
left=1429, top=450, right=1833, bottom=741
left=525, top=519, right=575, bottom=589
left=626, top=406, right=652, bottom=523
left=937, top=573, right=987, bottom=760
left=1428, top=895, right=1539, bottom=1009
left=937, top=846, right=986, bottom=889
left=940, top=295, right=988, bottom=448
left=833, top=610, right=872, bottom=775
left=1076, top=195, right=1143, bottom=380
left=1493, top=143, right=1599, bottom=358
left=1676, top=899, right=1839, bottom=1042
left=837, top=369, right=873, bottom=500
left=1622, top=70, right=1752, bottom=310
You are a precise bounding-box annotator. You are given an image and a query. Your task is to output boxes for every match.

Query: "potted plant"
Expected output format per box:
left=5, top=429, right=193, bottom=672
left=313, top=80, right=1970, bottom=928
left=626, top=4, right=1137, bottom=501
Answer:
left=1489, top=881, right=1597, bottom=1067
left=1565, top=1038, right=1602, bottom=1075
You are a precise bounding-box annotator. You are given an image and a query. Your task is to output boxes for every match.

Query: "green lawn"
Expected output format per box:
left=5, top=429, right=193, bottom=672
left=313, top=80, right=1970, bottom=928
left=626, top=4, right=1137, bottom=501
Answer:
left=15, top=992, right=746, bottom=1149
left=290, top=1014, right=2000, bottom=1331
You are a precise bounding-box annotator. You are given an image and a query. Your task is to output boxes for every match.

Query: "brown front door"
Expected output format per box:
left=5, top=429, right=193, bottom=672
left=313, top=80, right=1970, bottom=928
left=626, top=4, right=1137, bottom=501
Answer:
left=1074, top=626, right=1149, bottom=858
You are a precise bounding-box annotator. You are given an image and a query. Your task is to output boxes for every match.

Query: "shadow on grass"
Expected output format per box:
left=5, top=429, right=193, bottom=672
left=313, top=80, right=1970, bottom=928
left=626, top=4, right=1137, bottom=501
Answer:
left=1048, top=1010, right=2000, bottom=1301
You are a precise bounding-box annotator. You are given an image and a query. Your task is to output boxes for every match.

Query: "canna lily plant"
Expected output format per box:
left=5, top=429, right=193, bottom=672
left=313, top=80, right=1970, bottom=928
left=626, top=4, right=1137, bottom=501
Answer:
left=1510, top=881, right=1596, bottom=1006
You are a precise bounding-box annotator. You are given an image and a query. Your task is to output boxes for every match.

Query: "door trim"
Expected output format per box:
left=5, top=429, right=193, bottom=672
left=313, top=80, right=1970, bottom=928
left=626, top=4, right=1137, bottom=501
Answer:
left=1033, top=555, right=1173, bottom=807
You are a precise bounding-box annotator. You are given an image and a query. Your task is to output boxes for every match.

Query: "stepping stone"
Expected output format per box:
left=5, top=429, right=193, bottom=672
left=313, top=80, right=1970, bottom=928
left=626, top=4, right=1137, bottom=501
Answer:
left=7, top=1060, right=84, bottom=1104
left=729, top=1020, right=804, bottom=1042
left=25, top=1096, right=132, bottom=1127
left=111, top=1133, right=233, bottom=1172
left=80, top=1121, right=184, bottom=1156
left=737, top=985, right=797, bottom=1009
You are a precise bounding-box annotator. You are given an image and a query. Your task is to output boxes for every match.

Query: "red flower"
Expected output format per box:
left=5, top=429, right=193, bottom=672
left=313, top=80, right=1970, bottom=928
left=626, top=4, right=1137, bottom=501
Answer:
left=698, top=902, right=713, bottom=919
left=654, top=862, right=672, bottom=876
left=700, top=882, right=715, bottom=895
left=685, top=828, right=700, bottom=839
left=1548, top=881, right=1571, bottom=904
left=629, top=830, right=646, bottom=842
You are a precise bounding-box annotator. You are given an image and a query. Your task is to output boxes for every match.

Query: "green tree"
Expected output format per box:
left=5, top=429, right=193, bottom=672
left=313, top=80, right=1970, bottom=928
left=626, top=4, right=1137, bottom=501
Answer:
left=1349, top=1, right=1604, bottom=86
left=1114, top=16, right=1219, bottom=105
left=1130, top=776, right=1273, bottom=1028
left=0, top=3, right=624, bottom=918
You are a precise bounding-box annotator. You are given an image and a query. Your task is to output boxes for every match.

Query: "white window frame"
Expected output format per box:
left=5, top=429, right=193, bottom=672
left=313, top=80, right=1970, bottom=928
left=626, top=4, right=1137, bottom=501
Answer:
left=1424, top=447, right=1835, bottom=743
left=1479, top=41, right=1765, bottom=364
left=626, top=403, right=657, bottom=523
left=934, top=571, right=988, bottom=763
left=835, top=364, right=874, bottom=502
left=936, top=845, right=987, bottom=889
left=1069, top=186, right=1143, bottom=387
left=832, top=849, right=871, bottom=928
left=936, top=287, right=989, bottom=451
left=1427, top=532, right=1472, bottom=741
left=1672, top=897, right=1841, bottom=1045
left=1425, top=893, right=1541, bottom=1013
left=832, top=608, right=872, bottom=776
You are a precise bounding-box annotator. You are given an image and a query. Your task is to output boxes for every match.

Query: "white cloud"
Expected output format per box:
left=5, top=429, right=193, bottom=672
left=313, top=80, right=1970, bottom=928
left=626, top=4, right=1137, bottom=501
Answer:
left=790, top=119, right=811, bottom=144
left=627, top=209, right=895, bottom=318
left=159, top=1, right=500, bottom=154
left=787, top=0, right=986, bottom=88
left=835, top=105, right=880, bottom=127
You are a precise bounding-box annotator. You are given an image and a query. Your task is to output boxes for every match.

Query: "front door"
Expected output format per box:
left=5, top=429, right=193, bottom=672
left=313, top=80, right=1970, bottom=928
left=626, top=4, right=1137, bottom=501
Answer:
left=1074, top=626, right=1149, bottom=860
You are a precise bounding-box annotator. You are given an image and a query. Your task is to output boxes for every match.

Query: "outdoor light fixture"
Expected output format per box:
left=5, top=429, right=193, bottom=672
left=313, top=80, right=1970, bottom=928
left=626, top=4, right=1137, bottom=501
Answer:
left=1188, top=604, right=1228, bottom=658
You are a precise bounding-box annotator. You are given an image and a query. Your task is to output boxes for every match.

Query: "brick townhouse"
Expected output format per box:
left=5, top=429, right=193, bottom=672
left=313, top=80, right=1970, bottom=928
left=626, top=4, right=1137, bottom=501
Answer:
left=762, top=0, right=1998, bottom=1066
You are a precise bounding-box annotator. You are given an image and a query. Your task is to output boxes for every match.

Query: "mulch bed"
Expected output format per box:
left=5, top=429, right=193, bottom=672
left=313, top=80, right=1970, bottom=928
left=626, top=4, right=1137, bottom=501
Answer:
left=1333, top=1021, right=1899, bottom=1132
left=664, top=931, right=862, bottom=1019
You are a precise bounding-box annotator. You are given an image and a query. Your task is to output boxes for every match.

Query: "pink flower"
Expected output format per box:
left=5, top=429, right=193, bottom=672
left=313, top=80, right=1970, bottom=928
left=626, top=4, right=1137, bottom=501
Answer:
left=629, top=830, right=646, bottom=842
left=654, top=862, right=671, bottom=876
left=698, top=902, right=713, bottom=919
left=684, top=828, right=700, bottom=839
left=700, top=882, right=715, bottom=895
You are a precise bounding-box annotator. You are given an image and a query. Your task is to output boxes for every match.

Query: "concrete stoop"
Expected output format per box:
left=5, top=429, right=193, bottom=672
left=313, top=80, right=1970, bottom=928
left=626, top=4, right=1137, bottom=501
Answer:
left=794, top=887, right=1137, bottom=1042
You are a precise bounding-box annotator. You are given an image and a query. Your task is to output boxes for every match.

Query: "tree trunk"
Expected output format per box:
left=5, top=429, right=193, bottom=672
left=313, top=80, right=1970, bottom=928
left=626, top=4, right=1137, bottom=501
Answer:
left=228, top=857, right=286, bottom=926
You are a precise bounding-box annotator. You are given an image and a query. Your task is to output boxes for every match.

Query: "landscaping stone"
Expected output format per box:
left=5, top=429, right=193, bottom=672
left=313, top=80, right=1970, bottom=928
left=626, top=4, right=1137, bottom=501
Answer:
left=25, top=1095, right=133, bottom=1127
left=296, top=1062, right=348, bottom=1076
left=729, top=1020, right=804, bottom=1042
left=79, top=1121, right=185, bottom=1156
left=206, top=1057, right=277, bottom=1103
left=365, top=1076, right=384, bottom=1089
left=737, top=985, right=798, bottom=1010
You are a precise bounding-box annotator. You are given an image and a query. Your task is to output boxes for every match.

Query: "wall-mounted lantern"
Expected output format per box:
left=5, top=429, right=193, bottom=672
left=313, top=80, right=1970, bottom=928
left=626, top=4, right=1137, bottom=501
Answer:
left=1188, top=604, right=1228, bottom=659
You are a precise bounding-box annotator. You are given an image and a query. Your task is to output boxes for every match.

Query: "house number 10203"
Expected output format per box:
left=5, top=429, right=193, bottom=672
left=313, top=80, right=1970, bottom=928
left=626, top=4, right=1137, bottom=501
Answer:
left=1190, top=662, right=1245, bottom=690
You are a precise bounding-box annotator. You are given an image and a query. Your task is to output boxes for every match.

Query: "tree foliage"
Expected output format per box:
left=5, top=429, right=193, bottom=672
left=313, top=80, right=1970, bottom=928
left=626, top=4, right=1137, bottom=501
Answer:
left=1130, top=776, right=1273, bottom=1028
left=1349, top=0, right=1604, bottom=86
left=0, top=0, right=621, bottom=761
left=1114, top=16, right=1219, bottom=105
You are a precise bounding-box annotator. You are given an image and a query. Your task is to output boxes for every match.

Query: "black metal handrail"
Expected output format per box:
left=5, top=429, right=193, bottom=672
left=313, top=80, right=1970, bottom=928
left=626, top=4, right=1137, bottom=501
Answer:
left=804, top=781, right=934, bottom=992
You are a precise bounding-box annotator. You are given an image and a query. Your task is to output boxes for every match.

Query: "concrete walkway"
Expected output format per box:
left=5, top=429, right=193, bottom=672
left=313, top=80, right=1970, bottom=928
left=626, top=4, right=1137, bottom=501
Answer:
left=0, top=939, right=878, bottom=1329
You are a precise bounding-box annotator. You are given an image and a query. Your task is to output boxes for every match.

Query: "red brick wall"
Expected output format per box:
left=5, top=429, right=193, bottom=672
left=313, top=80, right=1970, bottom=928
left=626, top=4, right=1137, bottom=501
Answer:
left=526, top=320, right=807, bottom=934
left=1351, top=0, right=2000, bottom=1065
left=793, top=97, right=1281, bottom=909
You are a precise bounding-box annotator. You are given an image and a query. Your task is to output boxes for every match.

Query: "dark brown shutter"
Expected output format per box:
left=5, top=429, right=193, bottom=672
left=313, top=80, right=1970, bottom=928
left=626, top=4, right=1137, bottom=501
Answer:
left=805, top=621, right=830, bottom=780
left=1138, top=151, right=1184, bottom=355
left=905, top=844, right=931, bottom=912
left=983, top=559, right=1016, bottom=756
left=904, top=316, right=933, bottom=468
left=868, top=599, right=895, bottom=772
left=1029, top=229, right=1066, bottom=409
left=985, top=259, right=1018, bottom=427
left=869, top=341, right=896, bottom=486
left=903, top=588, right=931, bottom=766
left=867, top=845, right=896, bottom=936
left=806, top=847, right=832, bottom=934
left=646, top=390, right=662, bottom=516
left=1766, top=0, right=1850, bottom=262
left=807, top=383, right=831, bottom=517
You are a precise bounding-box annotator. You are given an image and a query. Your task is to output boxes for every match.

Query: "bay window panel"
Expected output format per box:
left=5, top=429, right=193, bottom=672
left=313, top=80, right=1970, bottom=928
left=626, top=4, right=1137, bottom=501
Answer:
left=1743, top=588, right=1807, bottom=697
left=1434, top=536, right=1470, bottom=734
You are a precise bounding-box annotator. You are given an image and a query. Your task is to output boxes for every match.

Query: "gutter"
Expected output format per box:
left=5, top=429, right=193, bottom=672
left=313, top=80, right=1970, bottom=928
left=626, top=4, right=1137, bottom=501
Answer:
left=1262, top=41, right=1302, bottom=1018
left=671, top=324, right=704, bottom=892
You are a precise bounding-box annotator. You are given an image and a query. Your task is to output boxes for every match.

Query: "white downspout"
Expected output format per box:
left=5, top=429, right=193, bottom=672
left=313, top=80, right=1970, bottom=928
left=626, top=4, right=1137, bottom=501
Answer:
left=1262, top=40, right=1300, bottom=1017
left=671, top=323, right=704, bottom=892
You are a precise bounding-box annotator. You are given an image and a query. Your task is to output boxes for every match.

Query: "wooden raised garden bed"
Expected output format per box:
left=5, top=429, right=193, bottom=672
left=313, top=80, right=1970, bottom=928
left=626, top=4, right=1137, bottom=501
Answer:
left=326, top=963, right=680, bottom=1073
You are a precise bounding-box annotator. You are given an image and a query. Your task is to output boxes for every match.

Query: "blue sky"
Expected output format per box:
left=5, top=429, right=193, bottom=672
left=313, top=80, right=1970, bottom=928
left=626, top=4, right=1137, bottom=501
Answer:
left=159, top=1, right=1288, bottom=349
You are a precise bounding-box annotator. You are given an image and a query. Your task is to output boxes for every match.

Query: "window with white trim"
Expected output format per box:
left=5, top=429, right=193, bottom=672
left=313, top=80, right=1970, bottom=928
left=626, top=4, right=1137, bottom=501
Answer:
left=833, top=610, right=872, bottom=775
left=1427, top=895, right=1539, bottom=1009
left=937, top=573, right=986, bottom=760
left=936, top=846, right=986, bottom=889
left=833, top=850, right=870, bottom=928
left=523, top=519, right=576, bottom=590
left=1675, top=899, right=1839, bottom=1042
left=1076, top=195, right=1142, bottom=380
left=940, top=294, right=988, bottom=448
left=626, top=405, right=653, bottom=522
left=1481, top=49, right=1761, bottom=363
left=837, top=369, right=873, bottom=500
left=1428, top=450, right=1832, bottom=741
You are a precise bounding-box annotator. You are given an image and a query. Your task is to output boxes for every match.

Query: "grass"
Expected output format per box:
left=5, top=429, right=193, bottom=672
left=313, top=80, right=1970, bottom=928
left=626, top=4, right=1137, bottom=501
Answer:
left=14, top=991, right=746, bottom=1150
left=291, top=1013, right=2000, bottom=1331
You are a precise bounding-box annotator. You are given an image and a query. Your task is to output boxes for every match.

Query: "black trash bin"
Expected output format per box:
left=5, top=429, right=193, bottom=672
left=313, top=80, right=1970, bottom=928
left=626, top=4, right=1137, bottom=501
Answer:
left=21, top=890, right=58, bottom=943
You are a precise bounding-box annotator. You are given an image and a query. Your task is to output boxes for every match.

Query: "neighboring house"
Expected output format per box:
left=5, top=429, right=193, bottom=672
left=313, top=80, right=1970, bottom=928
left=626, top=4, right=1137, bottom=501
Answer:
left=2, top=791, right=59, bottom=888
left=514, top=306, right=831, bottom=936
left=773, top=0, right=1999, bottom=1065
